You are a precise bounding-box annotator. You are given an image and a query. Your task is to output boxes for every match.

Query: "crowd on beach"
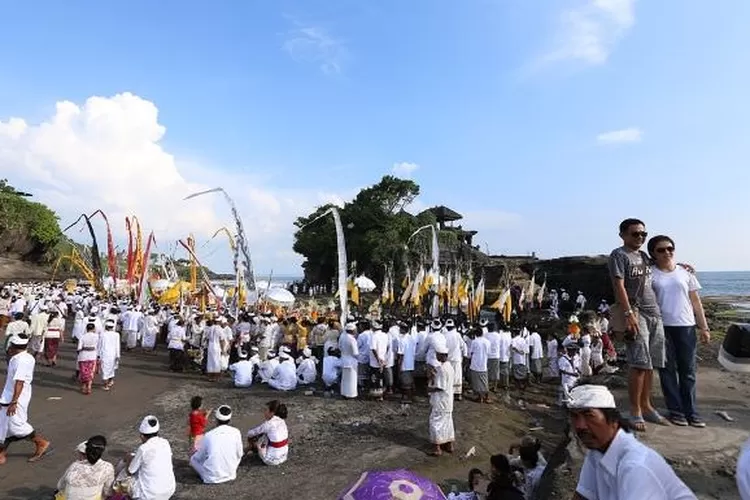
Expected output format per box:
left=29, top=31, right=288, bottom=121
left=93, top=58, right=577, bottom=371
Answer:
left=1, top=217, right=750, bottom=499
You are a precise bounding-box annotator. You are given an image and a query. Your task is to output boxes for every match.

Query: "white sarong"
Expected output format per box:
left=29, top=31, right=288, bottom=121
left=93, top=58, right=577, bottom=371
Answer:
left=340, top=366, right=357, bottom=398
left=449, top=359, right=462, bottom=395
left=429, top=410, right=455, bottom=445
left=0, top=398, right=34, bottom=442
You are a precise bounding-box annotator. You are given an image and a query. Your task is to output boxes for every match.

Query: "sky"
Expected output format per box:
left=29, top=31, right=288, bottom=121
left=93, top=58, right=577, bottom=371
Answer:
left=1, top=0, right=749, bottom=275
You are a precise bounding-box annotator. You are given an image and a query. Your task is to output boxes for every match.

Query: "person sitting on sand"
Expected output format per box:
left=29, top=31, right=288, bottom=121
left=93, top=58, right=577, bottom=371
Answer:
left=569, top=385, right=695, bottom=500
left=190, top=405, right=244, bottom=484
left=447, top=468, right=485, bottom=499
left=268, top=347, right=297, bottom=391
left=486, top=454, right=524, bottom=500
left=246, top=400, right=289, bottom=466
left=55, top=436, right=115, bottom=500
left=118, top=416, right=176, bottom=500
left=296, top=347, right=317, bottom=385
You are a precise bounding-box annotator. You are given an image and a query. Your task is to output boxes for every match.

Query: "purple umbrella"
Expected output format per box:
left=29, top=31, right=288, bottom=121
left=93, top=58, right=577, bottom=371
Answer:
left=339, top=469, right=447, bottom=500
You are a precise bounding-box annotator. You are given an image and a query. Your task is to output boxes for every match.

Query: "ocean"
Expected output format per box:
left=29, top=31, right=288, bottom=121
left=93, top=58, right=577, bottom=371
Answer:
left=697, top=271, right=750, bottom=297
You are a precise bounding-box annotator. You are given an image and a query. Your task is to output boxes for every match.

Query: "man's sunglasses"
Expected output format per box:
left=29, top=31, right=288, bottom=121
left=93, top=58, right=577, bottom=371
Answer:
left=630, top=231, right=648, bottom=239
left=655, top=246, right=675, bottom=254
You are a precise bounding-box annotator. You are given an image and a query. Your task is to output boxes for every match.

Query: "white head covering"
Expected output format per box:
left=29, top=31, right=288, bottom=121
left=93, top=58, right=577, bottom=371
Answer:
left=345, top=323, right=357, bottom=332
left=302, top=347, right=312, bottom=358
left=280, top=345, right=291, bottom=354
left=139, top=415, right=160, bottom=434
left=76, top=441, right=87, bottom=454
left=215, top=405, right=232, bottom=422
left=372, top=320, right=383, bottom=330
left=567, top=385, right=616, bottom=410
left=445, top=318, right=455, bottom=329
left=431, top=319, right=443, bottom=331
left=279, top=351, right=291, bottom=360
left=9, top=334, right=29, bottom=347
left=479, top=319, right=488, bottom=327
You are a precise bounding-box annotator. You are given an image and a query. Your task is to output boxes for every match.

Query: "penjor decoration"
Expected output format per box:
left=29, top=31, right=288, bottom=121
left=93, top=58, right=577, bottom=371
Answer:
left=63, top=213, right=104, bottom=290
left=184, top=188, right=257, bottom=303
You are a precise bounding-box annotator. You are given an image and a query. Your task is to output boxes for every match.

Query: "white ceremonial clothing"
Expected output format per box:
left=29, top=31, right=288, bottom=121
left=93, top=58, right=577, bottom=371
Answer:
left=357, top=330, right=372, bottom=365
left=580, top=334, right=593, bottom=377
left=511, top=336, right=529, bottom=365
left=4, top=320, right=31, bottom=350
left=71, top=311, right=85, bottom=340
left=122, top=311, right=144, bottom=349
left=429, top=361, right=455, bottom=445
left=98, top=329, right=121, bottom=380
left=128, top=436, right=176, bottom=500
left=189, top=424, right=244, bottom=484
left=547, top=339, right=560, bottom=377
left=29, top=311, right=50, bottom=338
left=141, top=315, right=159, bottom=350
left=247, top=416, right=289, bottom=466
left=414, top=329, right=429, bottom=362
left=338, top=332, right=359, bottom=398
left=205, top=325, right=224, bottom=374
left=529, top=332, right=544, bottom=360
left=444, top=328, right=465, bottom=395
left=77, top=332, right=99, bottom=362
left=268, top=360, right=297, bottom=391
left=166, top=326, right=186, bottom=350
left=469, top=336, right=490, bottom=372
left=220, top=326, right=233, bottom=370
left=368, top=330, right=390, bottom=368
left=259, top=358, right=279, bottom=383
left=576, top=429, right=696, bottom=500
left=322, top=356, right=342, bottom=387
left=0, top=351, right=35, bottom=442
left=498, top=330, right=512, bottom=362
left=229, top=360, right=255, bottom=387
left=296, top=358, right=317, bottom=385
left=396, top=333, right=417, bottom=371
left=485, top=330, right=501, bottom=360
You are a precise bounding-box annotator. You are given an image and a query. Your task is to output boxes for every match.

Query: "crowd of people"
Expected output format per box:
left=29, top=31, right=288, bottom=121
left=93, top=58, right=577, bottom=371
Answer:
left=1, top=216, right=750, bottom=499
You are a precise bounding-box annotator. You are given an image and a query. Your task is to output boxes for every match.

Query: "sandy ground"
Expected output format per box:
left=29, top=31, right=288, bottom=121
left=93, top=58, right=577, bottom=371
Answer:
left=1, top=308, right=749, bottom=499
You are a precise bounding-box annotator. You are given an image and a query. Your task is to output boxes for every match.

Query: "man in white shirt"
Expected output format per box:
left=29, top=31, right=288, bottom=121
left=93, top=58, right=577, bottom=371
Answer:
left=485, top=322, right=502, bottom=393
left=443, top=319, right=466, bottom=401
left=190, top=405, right=244, bottom=484
left=126, top=416, right=176, bottom=499
left=338, top=323, right=359, bottom=399
left=356, top=321, right=372, bottom=391
left=122, top=306, right=144, bottom=350
left=469, top=327, right=491, bottom=403
left=528, top=329, right=544, bottom=383
left=0, top=334, right=51, bottom=465
left=368, top=321, right=390, bottom=401
left=268, top=349, right=297, bottom=391
left=497, top=326, right=512, bottom=396
left=228, top=349, right=256, bottom=388
left=395, top=321, right=416, bottom=403
left=569, top=385, right=695, bottom=500
left=511, top=330, right=529, bottom=392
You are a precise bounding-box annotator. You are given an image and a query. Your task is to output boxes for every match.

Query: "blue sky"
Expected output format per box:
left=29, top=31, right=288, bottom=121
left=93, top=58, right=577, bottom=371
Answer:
left=1, top=0, right=749, bottom=274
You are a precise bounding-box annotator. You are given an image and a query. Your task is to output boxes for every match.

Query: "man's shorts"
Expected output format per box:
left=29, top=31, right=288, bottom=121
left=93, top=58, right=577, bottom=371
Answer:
left=624, top=312, right=665, bottom=370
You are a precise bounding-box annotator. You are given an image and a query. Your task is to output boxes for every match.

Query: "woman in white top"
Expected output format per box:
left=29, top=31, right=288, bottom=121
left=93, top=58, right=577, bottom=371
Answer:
left=44, top=311, right=65, bottom=366
left=648, top=235, right=710, bottom=428
left=56, top=435, right=115, bottom=500
left=77, top=323, right=100, bottom=395
left=246, top=400, right=289, bottom=466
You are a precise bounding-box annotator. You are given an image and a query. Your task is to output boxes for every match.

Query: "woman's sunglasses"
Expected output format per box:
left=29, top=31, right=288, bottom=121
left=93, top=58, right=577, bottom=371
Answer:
left=655, top=246, right=675, bottom=254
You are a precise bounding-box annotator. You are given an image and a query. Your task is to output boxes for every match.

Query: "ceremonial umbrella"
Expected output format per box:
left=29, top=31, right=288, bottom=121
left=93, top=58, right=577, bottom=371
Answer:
left=264, top=287, right=295, bottom=306
left=354, top=275, right=377, bottom=293
left=338, top=469, right=447, bottom=500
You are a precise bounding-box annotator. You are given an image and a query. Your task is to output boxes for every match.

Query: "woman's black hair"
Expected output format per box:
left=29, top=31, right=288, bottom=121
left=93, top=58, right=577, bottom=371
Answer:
left=647, top=235, right=675, bottom=258
left=267, top=400, right=288, bottom=420
left=489, top=454, right=515, bottom=489
left=191, top=395, right=203, bottom=410
left=85, top=435, right=107, bottom=465
left=86, top=322, right=96, bottom=331
left=519, top=444, right=539, bottom=467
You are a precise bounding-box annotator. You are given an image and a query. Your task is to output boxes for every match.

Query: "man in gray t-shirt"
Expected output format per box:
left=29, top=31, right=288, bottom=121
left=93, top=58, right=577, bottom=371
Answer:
left=608, top=218, right=666, bottom=431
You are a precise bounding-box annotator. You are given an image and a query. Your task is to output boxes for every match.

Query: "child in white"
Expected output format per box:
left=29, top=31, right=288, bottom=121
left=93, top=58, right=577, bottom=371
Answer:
left=557, top=345, right=580, bottom=404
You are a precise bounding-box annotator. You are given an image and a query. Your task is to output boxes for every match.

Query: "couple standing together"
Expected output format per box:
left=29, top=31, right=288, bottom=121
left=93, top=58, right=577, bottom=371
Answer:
left=609, top=218, right=710, bottom=431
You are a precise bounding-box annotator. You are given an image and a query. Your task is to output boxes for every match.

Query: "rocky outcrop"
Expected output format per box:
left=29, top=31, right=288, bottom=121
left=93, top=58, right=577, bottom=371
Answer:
left=485, top=255, right=613, bottom=303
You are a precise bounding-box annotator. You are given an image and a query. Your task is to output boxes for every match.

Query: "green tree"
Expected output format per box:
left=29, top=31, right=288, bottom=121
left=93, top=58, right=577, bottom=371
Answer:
left=293, top=176, right=432, bottom=285
left=0, top=180, right=62, bottom=260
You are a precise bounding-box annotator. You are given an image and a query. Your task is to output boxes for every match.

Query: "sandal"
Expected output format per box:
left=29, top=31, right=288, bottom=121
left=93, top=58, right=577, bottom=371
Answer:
left=644, top=411, right=670, bottom=426
left=629, top=416, right=647, bottom=432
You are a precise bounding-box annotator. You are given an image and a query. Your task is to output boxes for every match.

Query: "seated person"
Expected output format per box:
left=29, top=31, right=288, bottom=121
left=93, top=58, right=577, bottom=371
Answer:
left=246, top=400, right=289, bottom=466
left=190, top=405, right=244, bottom=484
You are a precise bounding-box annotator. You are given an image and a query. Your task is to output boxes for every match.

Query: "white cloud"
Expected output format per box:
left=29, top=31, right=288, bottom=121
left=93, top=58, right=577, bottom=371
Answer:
left=0, top=93, right=348, bottom=274
left=282, top=25, right=347, bottom=75
left=597, top=127, right=643, bottom=144
left=540, top=0, right=636, bottom=66
left=391, top=161, right=420, bottom=178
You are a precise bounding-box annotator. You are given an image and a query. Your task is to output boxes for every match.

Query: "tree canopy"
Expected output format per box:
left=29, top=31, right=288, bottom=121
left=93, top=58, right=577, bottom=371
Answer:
left=0, top=180, right=62, bottom=257
left=293, top=175, right=441, bottom=285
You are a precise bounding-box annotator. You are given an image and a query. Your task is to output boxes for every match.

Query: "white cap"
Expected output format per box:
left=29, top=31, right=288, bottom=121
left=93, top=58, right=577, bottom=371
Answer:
left=302, top=347, right=312, bottom=358
left=215, top=405, right=232, bottom=422
left=76, top=441, right=87, bottom=454
left=479, top=319, right=488, bottom=327
left=345, top=322, right=357, bottom=332
left=566, top=385, right=616, bottom=410
left=139, top=415, right=160, bottom=434
left=431, top=319, right=443, bottom=330
left=445, top=318, right=455, bottom=329
left=9, top=334, right=29, bottom=347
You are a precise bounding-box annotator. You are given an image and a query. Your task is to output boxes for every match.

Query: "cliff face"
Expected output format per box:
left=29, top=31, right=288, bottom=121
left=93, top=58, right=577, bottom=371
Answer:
left=485, top=255, right=613, bottom=303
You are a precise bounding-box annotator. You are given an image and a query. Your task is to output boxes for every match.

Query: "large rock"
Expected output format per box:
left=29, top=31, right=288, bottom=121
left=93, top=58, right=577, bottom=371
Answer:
left=485, top=255, right=613, bottom=304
